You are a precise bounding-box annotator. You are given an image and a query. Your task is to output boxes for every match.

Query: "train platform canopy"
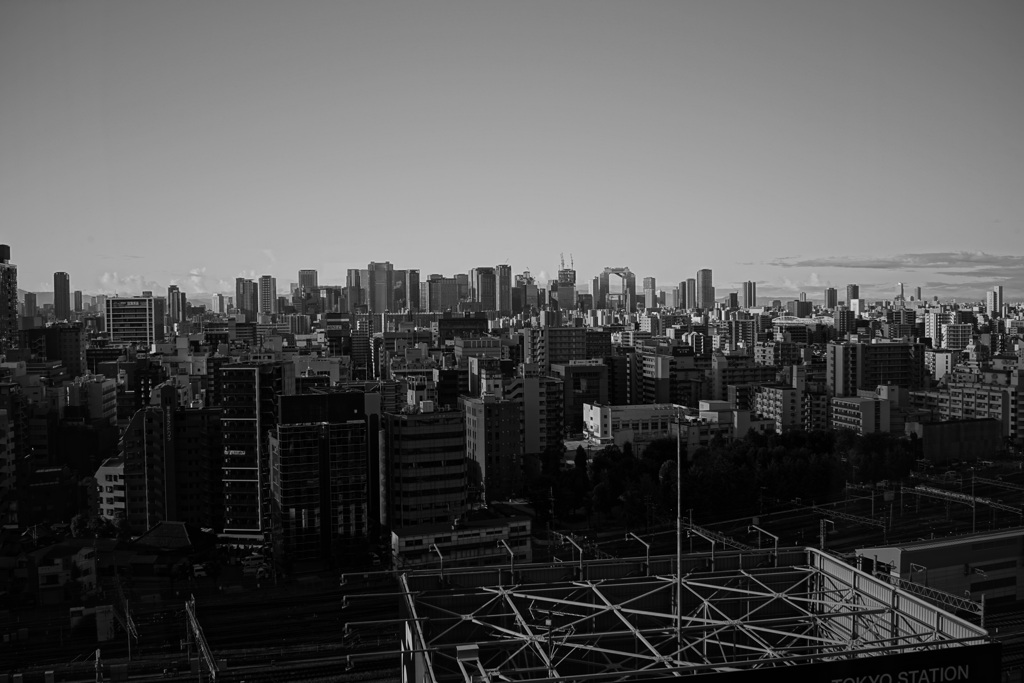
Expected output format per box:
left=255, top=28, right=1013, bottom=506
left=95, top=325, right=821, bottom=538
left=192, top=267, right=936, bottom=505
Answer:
left=399, top=548, right=999, bottom=683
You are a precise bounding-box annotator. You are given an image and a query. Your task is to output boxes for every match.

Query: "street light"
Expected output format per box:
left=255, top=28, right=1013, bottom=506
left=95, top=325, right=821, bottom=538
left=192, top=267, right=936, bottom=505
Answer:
left=748, top=524, right=779, bottom=567
left=625, top=532, right=651, bottom=575
left=429, top=544, right=444, bottom=581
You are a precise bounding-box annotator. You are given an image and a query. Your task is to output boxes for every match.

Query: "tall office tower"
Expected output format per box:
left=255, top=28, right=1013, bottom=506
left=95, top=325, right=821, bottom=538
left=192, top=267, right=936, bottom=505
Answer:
left=464, top=394, right=522, bottom=502
left=676, top=281, right=687, bottom=309
left=368, top=261, right=394, bottom=313
left=212, top=293, right=227, bottom=314
left=824, top=287, right=838, bottom=309
left=383, top=406, right=467, bottom=528
left=914, top=287, right=922, bottom=302
left=643, top=277, right=657, bottom=309
left=270, top=392, right=379, bottom=561
left=726, top=292, right=739, bottom=309
left=23, top=292, right=37, bottom=318
left=402, top=269, right=421, bottom=312
left=422, top=275, right=460, bottom=312
left=495, top=264, right=512, bottom=315
left=297, top=269, right=318, bottom=295
left=895, top=282, right=905, bottom=307
left=846, top=284, right=859, bottom=303
left=105, top=296, right=166, bottom=347
left=258, top=275, right=277, bottom=315
left=594, top=267, right=636, bottom=310
left=742, top=281, right=757, bottom=308
left=514, top=271, right=539, bottom=315
left=219, top=360, right=295, bottom=543
left=73, top=290, right=83, bottom=313
left=799, top=292, right=807, bottom=302
left=54, top=272, right=71, bottom=321
left=686, top=279, right=696, bottom=310
left=470, top=267, right=497, bottom=310
left=695, top=269, right=714, bottom=310
left=345, top=269, right=363, bottom=312
left=0, top=246, right=17, bottom=352
left=235, top=278, right=258, bottom=320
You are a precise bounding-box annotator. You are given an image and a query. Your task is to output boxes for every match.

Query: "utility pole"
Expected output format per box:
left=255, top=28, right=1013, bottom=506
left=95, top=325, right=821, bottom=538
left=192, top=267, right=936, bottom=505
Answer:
left=675, top=415, right=682, bottom=653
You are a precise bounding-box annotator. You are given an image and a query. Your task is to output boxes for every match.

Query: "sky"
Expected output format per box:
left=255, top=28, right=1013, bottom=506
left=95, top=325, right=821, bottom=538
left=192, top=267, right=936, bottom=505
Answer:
left=2, top=0, right=1023, bottom=303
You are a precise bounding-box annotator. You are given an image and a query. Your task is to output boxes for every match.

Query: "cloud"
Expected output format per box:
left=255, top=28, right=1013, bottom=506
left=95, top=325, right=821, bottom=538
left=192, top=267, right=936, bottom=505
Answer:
left=768, top=252, right=1024, bottom=272
left=262, top=249, right=277, bottom=266
left=96, top=272, right=163, bottom=295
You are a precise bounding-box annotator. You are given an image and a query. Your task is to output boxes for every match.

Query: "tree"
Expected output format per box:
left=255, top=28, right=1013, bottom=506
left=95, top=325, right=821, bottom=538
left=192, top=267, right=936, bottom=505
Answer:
left=71, top=513, right=90, bottom=538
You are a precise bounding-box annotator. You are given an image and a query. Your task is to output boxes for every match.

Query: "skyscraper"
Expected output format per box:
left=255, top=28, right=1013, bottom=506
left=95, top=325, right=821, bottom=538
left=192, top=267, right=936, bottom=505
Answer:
left=0, top=245, right=17, bottom=352
left=105, top=296, right=166, bottom=347
left=495, top=265, right=512, bottom=315
left=643, top=277, right=657, bottom=309
left=824, top=287, right=838, bottom=309
left=470, top=267, right=497, bottom=309
left=54, top=272, right=71, bottom=321
left=235, top=278, right=258, bottom=320
left=686, top=279, right=696, bottom=310
left=258, top=275, right=277, bottom=315
left=742, top=281, right=757, bottom=308
left=73, top=290, right=83, bottom=313
left=988, top=285, right=1004, bottom=316
left=695, top=269, right=714, bottom=310
left=367, top=261, right=394, bottom=313
left=297, top=269, right=318, bottom=295
left=846, top=284, right=859, bottom=303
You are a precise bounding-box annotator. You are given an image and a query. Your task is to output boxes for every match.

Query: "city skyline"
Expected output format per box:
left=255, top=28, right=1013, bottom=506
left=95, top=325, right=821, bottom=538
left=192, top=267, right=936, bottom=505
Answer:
left=3, top=1, right=1023, bottom=299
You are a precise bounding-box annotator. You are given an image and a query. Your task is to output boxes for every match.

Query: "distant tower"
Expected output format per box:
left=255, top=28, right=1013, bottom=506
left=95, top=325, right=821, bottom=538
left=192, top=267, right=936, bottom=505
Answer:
left=297, top=269, right=318, bottom=295
left=895, top=282, right=905, bottom=308
left=686, top=279, right=696, bottom=309
left=695, top=269, right=714, bottom=310
left=0, top=245, right=17, bottom=352
left=54, top=271, right=71, bottom=321
left=846, top=284, right=859, bottom=303
left=742, top=281, right=756, bottom=308
left=824, top=287, right=838, bottom=309
left=494, top=265, right=512, bottom=315
left=258, top=275, right=277, bottom=315
left=643, top=277, right=657, bottom=309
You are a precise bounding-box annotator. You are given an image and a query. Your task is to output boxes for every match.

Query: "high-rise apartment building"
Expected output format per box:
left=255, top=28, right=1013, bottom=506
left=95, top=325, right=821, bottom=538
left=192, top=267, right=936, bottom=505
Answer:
left=54, top=272, right=71, bottom=321
left=987, top=286, right=1004, bottom=316
left=826, top=340, right=925, bottom=397
left=824, top=287, right=838, bottom=309
left=742, top=281, right=757, bottom=308
left=220, top=360, right=295, bottom=543
left=696, top=269, right=714, bottom=310
left=258, top=275, right=277, bottom=316
left=23, top=292, right=37, bottom=318
left=846, top=284, right=859, bottom=303
left=0, top=245, right=17, bottom=352
left=105, top=296, right=166, bottom=347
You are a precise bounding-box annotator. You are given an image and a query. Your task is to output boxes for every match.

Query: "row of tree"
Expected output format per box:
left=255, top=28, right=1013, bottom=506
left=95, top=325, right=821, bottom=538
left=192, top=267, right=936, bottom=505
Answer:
left=527, top=429, right=919, bottom=529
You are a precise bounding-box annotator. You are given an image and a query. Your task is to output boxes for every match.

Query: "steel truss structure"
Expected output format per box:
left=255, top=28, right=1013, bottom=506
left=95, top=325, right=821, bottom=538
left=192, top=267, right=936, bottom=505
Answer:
left=401, top=548, right=991, bottom=683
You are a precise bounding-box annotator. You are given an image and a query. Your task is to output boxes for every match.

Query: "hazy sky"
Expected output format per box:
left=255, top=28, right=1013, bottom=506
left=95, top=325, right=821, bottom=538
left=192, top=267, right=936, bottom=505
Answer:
left=3, top=0, right=1023, bottom=301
